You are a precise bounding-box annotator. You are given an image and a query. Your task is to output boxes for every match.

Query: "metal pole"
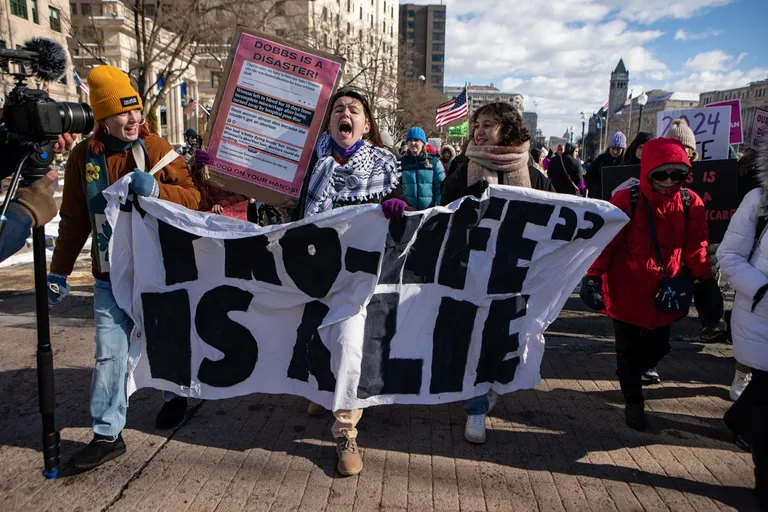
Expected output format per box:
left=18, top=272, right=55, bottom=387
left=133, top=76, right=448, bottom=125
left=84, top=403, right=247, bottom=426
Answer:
left=33, top=225, right=60, bottom=479
left=637, top=105, right=644, bottom=135
left=581, top=121, right=586, bottom=158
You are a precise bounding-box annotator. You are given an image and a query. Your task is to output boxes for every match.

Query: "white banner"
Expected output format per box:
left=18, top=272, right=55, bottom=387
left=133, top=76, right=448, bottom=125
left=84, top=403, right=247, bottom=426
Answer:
left=104, top=177, right=628, bottom=410
left=656, top=106, right=731, bottom=160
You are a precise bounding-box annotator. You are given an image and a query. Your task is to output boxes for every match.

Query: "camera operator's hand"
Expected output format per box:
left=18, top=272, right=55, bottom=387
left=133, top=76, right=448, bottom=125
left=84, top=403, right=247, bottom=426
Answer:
left=53, top=133, right=76, bottom=153
left=47, top=273, right=70, bottom=305
left=128, top=170, right=159, bottom=198
left=15, top=170, right=58, bottom=228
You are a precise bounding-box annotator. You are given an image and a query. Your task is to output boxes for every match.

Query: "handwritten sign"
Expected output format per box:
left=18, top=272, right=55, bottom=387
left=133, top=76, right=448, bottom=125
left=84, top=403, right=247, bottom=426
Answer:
left=656, top=106, right=731, bottom=160
left=749, top=108, right=768, bottom=150
left=601, top=160, right=738, bottom=243
left=706, top=99, right=743, bottom=144
left=204, top=27, right=345, bottom=207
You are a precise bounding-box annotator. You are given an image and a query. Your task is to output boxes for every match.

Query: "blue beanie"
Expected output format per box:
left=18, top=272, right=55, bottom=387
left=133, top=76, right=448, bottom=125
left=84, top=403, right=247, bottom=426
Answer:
left=609, top=131, right=627, bottom=149
left=406, top=127, right=427, bottom=144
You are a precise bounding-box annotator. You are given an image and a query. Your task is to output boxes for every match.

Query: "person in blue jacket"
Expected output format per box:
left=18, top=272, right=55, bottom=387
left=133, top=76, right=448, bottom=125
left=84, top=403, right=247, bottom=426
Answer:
left=0, top=170, right=59, bottom=262
left=400, top=127, right=445, bottom=209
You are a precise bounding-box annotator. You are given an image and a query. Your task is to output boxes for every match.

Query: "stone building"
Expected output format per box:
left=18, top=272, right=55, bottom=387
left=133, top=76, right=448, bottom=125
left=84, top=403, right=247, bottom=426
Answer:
left=443, top=84, right=524, bottom=116
left=608, top=59, right=629, bottom=118
left=699, top=79, right=768, bottom=149
left=607, top=90, right=700, bottom=144
left=0, top=0, right=78, bottom=102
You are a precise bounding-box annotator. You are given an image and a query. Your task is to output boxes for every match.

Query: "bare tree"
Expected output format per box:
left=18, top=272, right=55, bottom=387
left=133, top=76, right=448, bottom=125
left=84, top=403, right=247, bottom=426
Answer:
left=385, top=77, right=446, bottom=142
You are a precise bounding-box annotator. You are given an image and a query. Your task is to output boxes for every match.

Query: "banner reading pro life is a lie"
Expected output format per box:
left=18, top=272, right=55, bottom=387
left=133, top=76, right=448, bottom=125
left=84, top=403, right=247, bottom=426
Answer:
left=205, top=27, right=345, bottom=207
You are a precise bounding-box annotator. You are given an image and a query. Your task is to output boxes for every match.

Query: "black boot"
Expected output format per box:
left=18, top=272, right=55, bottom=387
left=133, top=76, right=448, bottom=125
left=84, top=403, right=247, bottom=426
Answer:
left=155, top=397, right=187, bottom=430
left=68, top=433, right=126, bottom=470
left=625, top=403, right=646, bottom=431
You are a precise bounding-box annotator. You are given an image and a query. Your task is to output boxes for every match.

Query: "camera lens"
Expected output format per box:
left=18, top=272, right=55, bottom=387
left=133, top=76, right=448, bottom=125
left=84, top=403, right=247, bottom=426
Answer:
left=57, top=102, right=94, bottom=134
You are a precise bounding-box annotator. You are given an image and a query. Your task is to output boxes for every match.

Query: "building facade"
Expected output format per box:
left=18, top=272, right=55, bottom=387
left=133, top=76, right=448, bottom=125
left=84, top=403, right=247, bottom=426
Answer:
left=608, top=90, right=700, bottom=144
left=398, top=3, right=445, bottom=91
left=608, top=59, right=629, bottom=118
left=0, top=0, right=78, bottom=102
left=443, top=84, right=524, bottom=117
left=699, top=79, right=768, bottom=149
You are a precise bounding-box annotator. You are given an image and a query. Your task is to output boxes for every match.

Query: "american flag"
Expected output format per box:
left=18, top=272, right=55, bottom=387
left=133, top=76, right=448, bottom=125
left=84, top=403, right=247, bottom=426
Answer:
left=184, top=96, right=198, bottom=116
left=72, top=68, right=89, bottom=95
left=436, top=87, right=468, bottom=127
left=602, top=100, right=608, bottom=111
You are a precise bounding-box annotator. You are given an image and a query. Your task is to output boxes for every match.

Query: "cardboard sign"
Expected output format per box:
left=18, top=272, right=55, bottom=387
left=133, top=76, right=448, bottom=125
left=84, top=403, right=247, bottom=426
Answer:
left=204, top=27, right=345, bottom=207
left=749, top=108, right=768, bottom=150
left=102, top=177, right=627, bottom=409
left=656, top=106, right=731, bottom=160
left=548, top=137, right=568, bottom=150
left=600, top=160, right=739, bottom=243
left=706, top=99, right=743, bottom=144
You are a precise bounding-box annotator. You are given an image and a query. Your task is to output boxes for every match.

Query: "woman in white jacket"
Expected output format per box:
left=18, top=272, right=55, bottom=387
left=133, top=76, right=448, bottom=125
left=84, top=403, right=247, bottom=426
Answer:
left=717, top=146, right=768, bottom=511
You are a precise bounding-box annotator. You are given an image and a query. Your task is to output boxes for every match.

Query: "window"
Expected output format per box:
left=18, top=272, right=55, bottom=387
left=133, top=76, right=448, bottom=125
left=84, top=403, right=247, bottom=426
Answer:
left=276, top=28, right=286, bottom=37
left=433, top=10, right=445, bottom=18
left=431, top=65, right=442, bottom=72
left=406, top=31, right=414, bottom=41
left=431, top=75, right=440, bottom=83
left=322, top=6, right=327, bottom=20
left=359, top=6, right=362, bottom=19
left=383, top=22, right=386, bottom=33
left=211, top=71, right=221, bottom=88
left=390, top=7, right=393, bottom=17
left=347, top=0, right=350, bottom=12
left=49, top=6, right=61, bottom=31
left=407, top=21, right=414, bottom=29
left=359, top=29, right=362, bottom=39
left=145, top=3, right=155, bottom=16
left=31, top=0, right=38, bottom=23
left=433, top=21, right=444, bottom=29
left=384, top=1, right=386, bottom=12
left=390, top=26, right=393, bottom=36
left=432, top=54, right=444, bottom=62
left=275, top=1, right=284, bottom=15
left=347, top=22, right=350, bottom=34
left=433, top=32, right=444, bottom=40
left=323, top=33, right=328, bottom=47
left=407, top=9, right=414, bottom=17
left=80, top=3, right=90, bottom=15
left=70, top=3, right=76, bottom=16
left=432, top=43, right=444, bottom=51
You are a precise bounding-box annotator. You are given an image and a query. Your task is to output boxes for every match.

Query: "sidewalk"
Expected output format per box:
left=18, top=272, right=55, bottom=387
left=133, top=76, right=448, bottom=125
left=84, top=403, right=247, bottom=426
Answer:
left=0, top=286, right=759, bottom=511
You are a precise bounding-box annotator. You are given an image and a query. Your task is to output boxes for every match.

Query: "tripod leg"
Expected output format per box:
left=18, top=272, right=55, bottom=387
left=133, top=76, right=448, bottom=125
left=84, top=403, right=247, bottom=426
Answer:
left=33, top=226, right=59, bottom=478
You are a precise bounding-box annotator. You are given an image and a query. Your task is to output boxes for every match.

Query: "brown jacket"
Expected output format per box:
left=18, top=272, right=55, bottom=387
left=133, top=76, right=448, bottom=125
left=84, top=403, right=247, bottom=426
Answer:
left=51, top=133, right=200, bottom=280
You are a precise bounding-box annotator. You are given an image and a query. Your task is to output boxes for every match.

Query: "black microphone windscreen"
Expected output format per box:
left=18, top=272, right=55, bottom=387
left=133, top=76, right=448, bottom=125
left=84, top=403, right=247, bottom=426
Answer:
left=24, top=37, right=67, bottom=82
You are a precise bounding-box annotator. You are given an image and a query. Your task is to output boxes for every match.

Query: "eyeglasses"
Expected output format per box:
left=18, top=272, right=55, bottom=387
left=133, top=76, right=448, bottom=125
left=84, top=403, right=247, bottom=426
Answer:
left=651, top=171, right=688, bottom=182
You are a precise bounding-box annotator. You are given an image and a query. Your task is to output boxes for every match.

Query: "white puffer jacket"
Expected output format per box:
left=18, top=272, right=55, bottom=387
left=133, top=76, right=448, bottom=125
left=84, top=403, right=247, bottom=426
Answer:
left=718, top=151, right=768, bottom=372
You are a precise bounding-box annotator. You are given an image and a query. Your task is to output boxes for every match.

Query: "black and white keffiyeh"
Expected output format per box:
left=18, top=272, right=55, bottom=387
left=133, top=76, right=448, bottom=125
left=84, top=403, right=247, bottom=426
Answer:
left=304, top=132, right=399, bottom=217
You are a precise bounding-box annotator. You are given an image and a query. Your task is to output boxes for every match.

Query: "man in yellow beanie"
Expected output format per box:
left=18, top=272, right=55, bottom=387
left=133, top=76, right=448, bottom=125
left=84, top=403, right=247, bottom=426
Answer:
left=48, top=65, right=200, bottom=471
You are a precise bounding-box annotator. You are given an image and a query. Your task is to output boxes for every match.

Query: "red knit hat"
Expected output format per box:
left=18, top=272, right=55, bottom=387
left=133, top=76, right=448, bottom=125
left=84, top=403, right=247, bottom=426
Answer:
left=640, top=137, right=691, bottom=183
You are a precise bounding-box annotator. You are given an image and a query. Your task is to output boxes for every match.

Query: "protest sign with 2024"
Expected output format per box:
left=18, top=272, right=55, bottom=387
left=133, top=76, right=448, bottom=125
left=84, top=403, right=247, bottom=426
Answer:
left=657, top=106, right=731, bottom=160
left=104, top=178, right=627, bottom=410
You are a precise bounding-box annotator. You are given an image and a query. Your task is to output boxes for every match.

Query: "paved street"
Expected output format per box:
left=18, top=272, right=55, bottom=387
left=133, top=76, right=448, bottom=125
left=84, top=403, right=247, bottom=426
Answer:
left=0, top=263, right=760, bottom=511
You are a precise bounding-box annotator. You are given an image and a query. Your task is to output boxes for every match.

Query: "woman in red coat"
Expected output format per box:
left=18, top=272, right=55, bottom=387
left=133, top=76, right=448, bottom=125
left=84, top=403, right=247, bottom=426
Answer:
left=578, top=137, right=714, bottom=431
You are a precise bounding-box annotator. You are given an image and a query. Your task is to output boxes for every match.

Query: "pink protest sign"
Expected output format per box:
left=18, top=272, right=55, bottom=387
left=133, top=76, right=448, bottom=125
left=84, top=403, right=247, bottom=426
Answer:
left=706, top=99, right=743, bottom=144
left=204, top=28, right=345, bottom=206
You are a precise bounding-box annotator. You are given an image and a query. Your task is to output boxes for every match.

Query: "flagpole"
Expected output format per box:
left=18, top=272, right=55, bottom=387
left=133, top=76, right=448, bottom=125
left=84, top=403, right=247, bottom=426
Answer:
left=627, top=90, right=633, bottom=138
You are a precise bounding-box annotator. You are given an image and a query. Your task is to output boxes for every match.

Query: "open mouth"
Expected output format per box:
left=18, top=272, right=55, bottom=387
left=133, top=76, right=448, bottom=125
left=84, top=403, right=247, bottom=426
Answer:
left=338, top=120, right=353, bottom=137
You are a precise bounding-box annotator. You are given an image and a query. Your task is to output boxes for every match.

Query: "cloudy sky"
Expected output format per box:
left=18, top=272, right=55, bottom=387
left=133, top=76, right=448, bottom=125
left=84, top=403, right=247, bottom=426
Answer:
left=408, top=0, right=767, bottom=138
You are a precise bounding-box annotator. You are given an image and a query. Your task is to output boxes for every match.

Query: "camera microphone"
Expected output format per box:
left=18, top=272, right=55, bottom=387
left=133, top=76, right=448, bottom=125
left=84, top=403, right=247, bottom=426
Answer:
left=0, top=37, right=68, bottom=82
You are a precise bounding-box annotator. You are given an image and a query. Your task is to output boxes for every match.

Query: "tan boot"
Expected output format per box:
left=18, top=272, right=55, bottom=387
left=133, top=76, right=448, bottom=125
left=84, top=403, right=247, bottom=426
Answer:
left=336, top=435, right=363, bottom=476
left=307, top=401, right=328, bottom=416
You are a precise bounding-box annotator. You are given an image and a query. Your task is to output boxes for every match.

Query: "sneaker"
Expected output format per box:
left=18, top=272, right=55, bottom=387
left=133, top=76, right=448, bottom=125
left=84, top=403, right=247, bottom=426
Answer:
left=68, top=433, right=126, bottom=470
left=307, top=402, right=328, bottom=417
left=464, top=414, right=487, bottom=443
left=155, top=397, right=187, bottom=430
left=641, top=368, right=661, bottom=385
left=730, top=370, right=752, bottom=401
left=336, top=435, right=363, bottom=476
left=487, top=389, right=499, bottom=414
left=700, top=325, right=727, bottom=343
left=625, top=403, right=646, bottom=431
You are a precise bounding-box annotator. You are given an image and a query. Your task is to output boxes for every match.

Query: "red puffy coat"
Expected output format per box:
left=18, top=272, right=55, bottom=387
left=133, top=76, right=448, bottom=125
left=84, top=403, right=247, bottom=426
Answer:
left=586, top=138, right=712, bottom=330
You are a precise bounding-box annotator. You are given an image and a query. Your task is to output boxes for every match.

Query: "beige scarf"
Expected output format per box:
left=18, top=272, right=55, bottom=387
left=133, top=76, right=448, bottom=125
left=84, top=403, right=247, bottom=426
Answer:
left=465, top=140, right=531, bottom=188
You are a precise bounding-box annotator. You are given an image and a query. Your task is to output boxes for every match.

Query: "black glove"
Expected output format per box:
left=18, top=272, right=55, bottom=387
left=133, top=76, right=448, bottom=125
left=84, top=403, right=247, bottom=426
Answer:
left=464, top=179, right=489, bottom=199
left=579, top=275, right=605, bottom=311
left=752, top=283, right=768, bottom=312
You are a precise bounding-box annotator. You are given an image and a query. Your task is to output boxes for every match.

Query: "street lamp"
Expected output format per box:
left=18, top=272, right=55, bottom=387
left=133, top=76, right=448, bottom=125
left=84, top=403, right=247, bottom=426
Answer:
left=418, top=75, right=426, bottom=88
left=569, top=125, right=575, bottom=144
left=636, top=92, right=648, bottom=135
left=580, top=112, right=587, bottom=159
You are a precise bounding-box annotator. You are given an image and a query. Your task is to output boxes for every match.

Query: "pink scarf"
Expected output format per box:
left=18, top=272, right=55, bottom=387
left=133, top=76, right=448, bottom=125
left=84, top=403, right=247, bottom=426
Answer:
left=465, top=141, right=531, bottom=188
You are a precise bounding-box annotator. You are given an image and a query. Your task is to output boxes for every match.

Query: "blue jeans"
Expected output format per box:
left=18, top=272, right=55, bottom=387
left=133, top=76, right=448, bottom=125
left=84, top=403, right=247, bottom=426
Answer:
left=465, top=393, right=490, bottom=416
left=91, top=279, right=133, bottom=437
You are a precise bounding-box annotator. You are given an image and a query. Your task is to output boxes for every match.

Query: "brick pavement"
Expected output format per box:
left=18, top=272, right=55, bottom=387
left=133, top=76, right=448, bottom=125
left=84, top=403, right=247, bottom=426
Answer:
left=0, top=278, right=760, bottom=511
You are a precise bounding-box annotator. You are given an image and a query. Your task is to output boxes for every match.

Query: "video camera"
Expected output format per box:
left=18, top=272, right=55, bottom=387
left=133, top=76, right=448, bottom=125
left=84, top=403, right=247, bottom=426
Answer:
left=0, top=37, right=94, bottom=180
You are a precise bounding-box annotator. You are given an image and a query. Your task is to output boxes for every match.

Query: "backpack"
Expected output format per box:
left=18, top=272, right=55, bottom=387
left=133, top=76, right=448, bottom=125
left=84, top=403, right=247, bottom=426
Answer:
left=628, top=184, right=690, bottom=218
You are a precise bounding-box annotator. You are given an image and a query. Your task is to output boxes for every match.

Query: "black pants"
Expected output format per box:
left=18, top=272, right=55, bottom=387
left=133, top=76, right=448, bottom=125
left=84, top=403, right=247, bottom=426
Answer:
left=725, top=369, right=768, bottom=510
left=613, top=320, right=671, bottom=406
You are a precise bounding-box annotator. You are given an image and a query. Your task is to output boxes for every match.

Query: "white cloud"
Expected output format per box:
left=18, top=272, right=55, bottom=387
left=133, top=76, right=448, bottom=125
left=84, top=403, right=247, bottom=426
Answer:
left=674, top=28, right=723, bottom=40
left=684, top=50, right=731, bottom=72
left=666, top=68, right=768, bottom=94
left=605, top=0, right=735, bottom=23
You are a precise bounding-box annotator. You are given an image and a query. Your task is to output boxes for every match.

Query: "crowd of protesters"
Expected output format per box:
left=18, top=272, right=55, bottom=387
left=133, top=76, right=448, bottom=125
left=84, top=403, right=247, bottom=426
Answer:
left=1, top=64, right=763, bottom=508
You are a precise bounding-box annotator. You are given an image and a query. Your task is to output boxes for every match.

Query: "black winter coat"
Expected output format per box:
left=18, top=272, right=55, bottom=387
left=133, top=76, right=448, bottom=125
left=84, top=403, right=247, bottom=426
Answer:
left=547, top=153, right=584, bottom=196
left=441, top=155, right=554, bottom=205
left=586, top=152, right=623, bottom=199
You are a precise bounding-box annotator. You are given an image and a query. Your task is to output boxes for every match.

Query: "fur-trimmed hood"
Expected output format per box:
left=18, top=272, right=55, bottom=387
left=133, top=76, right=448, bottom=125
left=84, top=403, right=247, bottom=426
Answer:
left=758, top=143, right=768, bottom=192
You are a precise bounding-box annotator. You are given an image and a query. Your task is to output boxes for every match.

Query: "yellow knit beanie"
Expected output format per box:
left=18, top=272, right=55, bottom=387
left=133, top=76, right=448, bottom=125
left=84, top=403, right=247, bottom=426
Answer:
left=87, top=65, right=143, bottom=121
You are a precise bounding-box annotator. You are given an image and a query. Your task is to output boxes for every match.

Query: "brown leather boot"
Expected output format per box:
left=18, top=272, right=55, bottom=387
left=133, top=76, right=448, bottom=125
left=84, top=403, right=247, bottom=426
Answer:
left=307, top=401, right=328, bottom=416
left=336, top=435, right=363, bottom=476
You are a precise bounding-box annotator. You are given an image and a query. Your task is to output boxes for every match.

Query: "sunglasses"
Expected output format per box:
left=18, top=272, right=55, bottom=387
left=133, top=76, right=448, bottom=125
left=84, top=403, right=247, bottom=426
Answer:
left=651, top=171, right=688, bottom=182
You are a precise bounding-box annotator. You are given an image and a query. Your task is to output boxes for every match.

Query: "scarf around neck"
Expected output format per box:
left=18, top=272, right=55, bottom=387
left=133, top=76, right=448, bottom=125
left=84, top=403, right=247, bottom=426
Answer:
left=329, top=136, right=365, bottom=159
left=304, top=131, right=399, bottom=217
left=465, top=140, right=531, bottom=188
